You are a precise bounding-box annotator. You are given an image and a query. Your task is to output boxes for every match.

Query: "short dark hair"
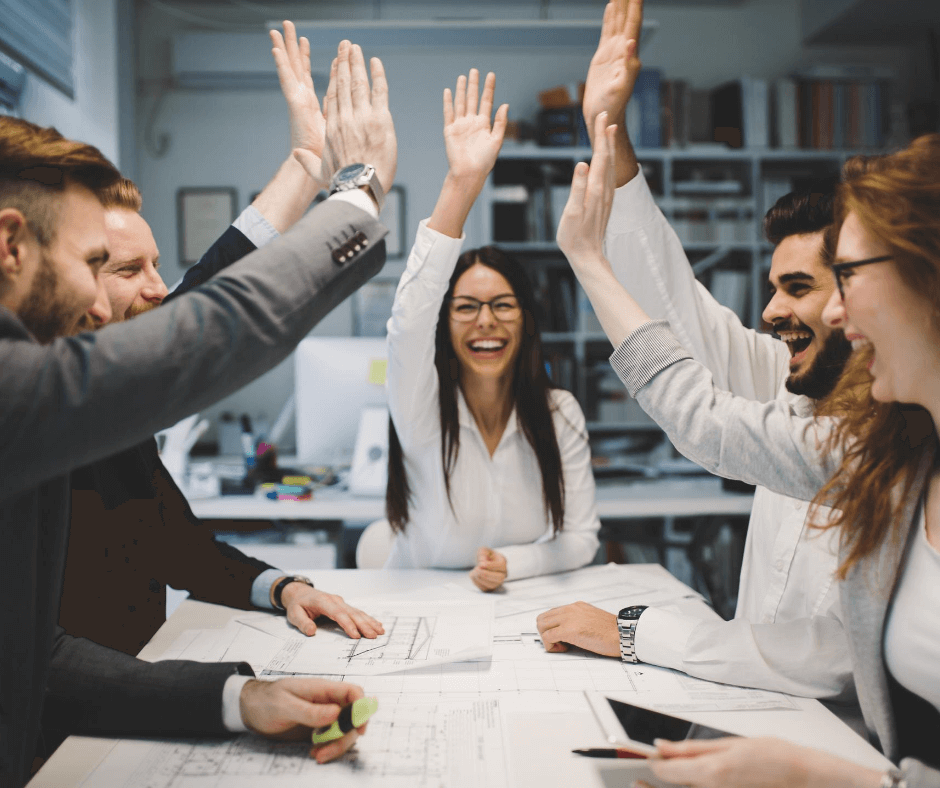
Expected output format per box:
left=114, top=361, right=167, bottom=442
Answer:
left=0, top=115, right=121, bottom=248
left=763, top=180, right=837, bottom=247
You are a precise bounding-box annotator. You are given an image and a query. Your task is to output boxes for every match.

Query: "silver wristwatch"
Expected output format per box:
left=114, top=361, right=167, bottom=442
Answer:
left=328, top=163, right=385, bottom=212
left=617, top=605, right=648, bottom=664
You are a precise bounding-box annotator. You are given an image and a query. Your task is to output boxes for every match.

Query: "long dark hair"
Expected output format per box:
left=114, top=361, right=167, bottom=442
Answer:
left=387, top=246, right=567, bottom=536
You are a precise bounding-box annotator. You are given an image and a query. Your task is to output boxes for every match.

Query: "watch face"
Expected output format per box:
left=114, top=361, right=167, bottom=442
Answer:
left=618, top=605, right=648, bottom=621
left=335, top=163, right=366, bottom=183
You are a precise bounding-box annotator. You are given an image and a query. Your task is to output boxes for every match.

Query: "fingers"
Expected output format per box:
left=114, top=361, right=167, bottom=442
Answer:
left=335, top=41, right=353, bottom=119
left=625, top=0, right=644, bottom=55
left=655, top=738, right=734, bottom=758
left=565, top=161, right=590, bottom=216
left=477, top=546, right=494, bottom=564
left=300, top=35, right=313, bottom=92
left=598, top=2, right=615, bottom=43
left=466, top=68, right=480, bottom=116
left=282, top=20, right=301, bottom=76
left=443, top=88, right=455, bottom=127
left=454, top=74, right=467, bottom=118
left=349, top=43, right=370, bottom=111
left=348, top=608, right=385, bottom=639
left=492, top=103, right=510, bottom=141
left=479, top=71, right=495, bottom=120
left=311, top=729, right=359, bottom=763
left=648, top=752, right=717, bottom=786
left=289, top=678, right=365, bottom=708
left=286, top=604, right=318, bottom=637
left=369, top=56, right=389, bottom=112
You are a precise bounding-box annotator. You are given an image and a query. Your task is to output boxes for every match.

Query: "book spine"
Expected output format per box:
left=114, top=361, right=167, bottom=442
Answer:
left=636, top=69, right=662, bottom=148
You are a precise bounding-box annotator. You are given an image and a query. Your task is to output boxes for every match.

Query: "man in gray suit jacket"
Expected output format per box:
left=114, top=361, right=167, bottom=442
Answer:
left=0, top=39, right=396, bottom=788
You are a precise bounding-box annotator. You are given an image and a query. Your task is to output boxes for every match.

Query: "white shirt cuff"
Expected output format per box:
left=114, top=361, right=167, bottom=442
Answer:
left=250, top=568, right=286, bottom=609
left=233, top=205, right=280, bottom=249
left=222, top=674, right=253, bottom=732
left=633, top=606, right=698, bottom=670
left=605, top=168, right=660, bottom=234
left=329, top=188, right=379, bottom=219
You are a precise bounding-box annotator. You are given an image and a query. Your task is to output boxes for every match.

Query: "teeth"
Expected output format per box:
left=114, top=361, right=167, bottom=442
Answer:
left=470, top=340, right=506, bottom=351
left=851, top=338, right=871, bottom=351
left=778, top=331, right=812, bottom=342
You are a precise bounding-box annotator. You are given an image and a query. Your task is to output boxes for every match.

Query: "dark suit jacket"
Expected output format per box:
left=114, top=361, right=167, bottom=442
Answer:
left=0, top=198, right=386, bottom=788
left=63, top=224, right=273, bottom=658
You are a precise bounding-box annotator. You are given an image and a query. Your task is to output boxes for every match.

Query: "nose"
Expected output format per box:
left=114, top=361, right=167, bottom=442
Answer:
left=822, top=287, right=845, bottom=328
left=475, top=302, right=498, bottom=327
left=761, top=290, right=791, bottom=327
left=141, top=265, right=168, bottom=304
left=87, top=275, right=113, bottom=326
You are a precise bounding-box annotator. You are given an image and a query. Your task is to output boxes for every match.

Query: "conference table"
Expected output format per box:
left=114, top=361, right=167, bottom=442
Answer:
left=29, top=567, right=888, bottom=788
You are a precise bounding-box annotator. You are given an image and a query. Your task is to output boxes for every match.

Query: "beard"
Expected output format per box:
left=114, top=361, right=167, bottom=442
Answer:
left=17, top=250, right=82, bottom=344
left=124, top=299, right=158, bottom=321
left=785, top=328, right=853, bottom=400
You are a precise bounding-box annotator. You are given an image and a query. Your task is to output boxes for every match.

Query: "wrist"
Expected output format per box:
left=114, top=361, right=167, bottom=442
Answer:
left=444, top=170, right=488, bottom=193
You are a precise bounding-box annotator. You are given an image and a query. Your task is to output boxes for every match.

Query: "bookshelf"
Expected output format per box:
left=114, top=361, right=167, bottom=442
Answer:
left=480, top=143, right=868, bottom=472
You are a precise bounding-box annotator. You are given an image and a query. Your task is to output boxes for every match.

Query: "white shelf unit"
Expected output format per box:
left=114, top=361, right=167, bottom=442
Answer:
left=480, top=143, right=867, bottom=444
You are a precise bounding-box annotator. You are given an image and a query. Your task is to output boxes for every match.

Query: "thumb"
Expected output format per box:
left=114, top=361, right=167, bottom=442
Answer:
left=287, top=604, right=318, bottom=637
left=293, top=147, right=321, bottom=178
left=477, top=546, right=495, bottom=565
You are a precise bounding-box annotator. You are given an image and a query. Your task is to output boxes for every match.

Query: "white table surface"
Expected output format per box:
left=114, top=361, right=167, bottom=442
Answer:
left=30, top=569, right=888, bottom=788
left=188, top=477, right=754, bottom=521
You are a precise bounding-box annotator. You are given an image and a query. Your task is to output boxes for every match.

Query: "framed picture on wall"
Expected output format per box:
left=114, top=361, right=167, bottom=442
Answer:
left=177, top=187, right=238, bottom=266
left=382, top=185, right=406, bottom=259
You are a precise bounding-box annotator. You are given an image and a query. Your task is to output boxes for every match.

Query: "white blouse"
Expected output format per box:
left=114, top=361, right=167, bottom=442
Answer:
left=884, top=502, right=940, bottom=716
left=384, top=219, right=600, bottom=580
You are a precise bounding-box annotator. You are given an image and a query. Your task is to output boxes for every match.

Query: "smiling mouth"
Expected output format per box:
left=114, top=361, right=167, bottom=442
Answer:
left=468, top=339, right=508, bottom=354
left=777, top=330, right=813, bottom=361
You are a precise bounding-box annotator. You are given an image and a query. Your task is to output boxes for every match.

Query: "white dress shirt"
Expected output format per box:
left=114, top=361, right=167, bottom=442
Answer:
left=384, top=219, right=600, bottom=580
left=885, top=503, right=940, bottom=716
left=604, top=171, right=852, bottom=701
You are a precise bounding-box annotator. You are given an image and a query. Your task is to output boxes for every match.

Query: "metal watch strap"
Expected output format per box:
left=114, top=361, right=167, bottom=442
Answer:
left=272, top=575, right=313, bottom=611
left=619, top=618, right=641, bottom=663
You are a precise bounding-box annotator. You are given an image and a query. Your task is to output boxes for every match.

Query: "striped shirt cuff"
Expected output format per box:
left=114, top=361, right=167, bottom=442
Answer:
left=609, top=320, right=691, bottom=397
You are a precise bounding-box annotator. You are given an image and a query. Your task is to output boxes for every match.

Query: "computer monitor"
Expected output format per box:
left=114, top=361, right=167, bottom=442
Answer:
left=294, top=337, right=388, bottom=466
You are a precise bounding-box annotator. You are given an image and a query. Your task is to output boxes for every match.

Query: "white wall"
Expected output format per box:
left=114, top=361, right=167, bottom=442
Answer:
left=18, top=0, right=120, bottom=166
left=133, top=0, right=909, bottom=448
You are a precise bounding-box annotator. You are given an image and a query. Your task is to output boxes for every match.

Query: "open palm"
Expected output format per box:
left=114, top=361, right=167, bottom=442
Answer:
left=443, top=69, right=509, bottom=183
left=582, top=0, right=643, bottom=136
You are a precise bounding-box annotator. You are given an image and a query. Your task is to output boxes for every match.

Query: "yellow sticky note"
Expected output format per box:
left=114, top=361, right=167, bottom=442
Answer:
left=368, top=359, right=387, bottom=386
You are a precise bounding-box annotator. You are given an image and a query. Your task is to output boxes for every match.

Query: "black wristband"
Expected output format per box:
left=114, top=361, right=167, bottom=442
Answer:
left=272, top=575, right=313, bottom=611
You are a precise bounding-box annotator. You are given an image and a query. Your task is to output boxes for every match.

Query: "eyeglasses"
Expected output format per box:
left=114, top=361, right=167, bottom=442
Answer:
left=831, top=255, right=893, bottom=300
left=449, top=295, right=522, bottom=323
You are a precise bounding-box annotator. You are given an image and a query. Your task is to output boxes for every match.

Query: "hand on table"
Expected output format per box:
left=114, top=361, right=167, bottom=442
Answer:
left=240, top=678, right=368, bottom=763
left=536, top=601, right=619, bottom=657
left=300, top=40, right=397, bottom=198
left=646, top=736, right=881, bottom=788
left=270, top=21, right=326, bottom=189
left=469, top=547, right=507, bottom=592
left=280, top=582, right=385, bottom=639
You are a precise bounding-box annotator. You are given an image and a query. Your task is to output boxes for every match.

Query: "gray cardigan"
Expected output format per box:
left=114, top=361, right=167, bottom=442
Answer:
left=611, top=320, right=940, bottom=785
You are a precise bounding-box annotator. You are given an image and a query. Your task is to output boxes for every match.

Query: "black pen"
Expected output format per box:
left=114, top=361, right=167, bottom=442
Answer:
left=573, top=747, right=648, bottom=760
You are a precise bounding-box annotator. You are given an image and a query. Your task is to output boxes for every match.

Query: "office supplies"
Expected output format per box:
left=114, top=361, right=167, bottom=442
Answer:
left=240, top=415, right=255, bottom=473
left=311, top=697, right=379, bottom=744
left=586, top=693, right=734, bottom=755
left=294, top=337, right=387, bottom=466
left=572, top=747, right=647, bottom=759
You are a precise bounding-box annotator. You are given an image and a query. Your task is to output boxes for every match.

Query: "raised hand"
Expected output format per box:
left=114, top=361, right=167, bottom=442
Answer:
left=270, top=21, right=326, bottom=188
left=583, top=0, right=643, bottom=138
left=556, top=112, right=618, bottom=268
left=443, top=70, right=509, bottom=187
left=298, top=40, right=398, bottom=197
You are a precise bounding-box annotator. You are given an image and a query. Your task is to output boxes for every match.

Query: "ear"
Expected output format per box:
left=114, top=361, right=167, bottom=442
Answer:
left=0, top=208, right=32, bottom=283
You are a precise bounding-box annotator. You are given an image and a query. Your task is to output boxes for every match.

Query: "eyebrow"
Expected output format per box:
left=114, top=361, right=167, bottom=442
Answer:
left=452, top=292, right=515, bottom=300
left=87, top=248, right=109, bottom=269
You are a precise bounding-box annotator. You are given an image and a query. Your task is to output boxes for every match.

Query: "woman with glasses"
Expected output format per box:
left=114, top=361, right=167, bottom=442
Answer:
left=558, top=123, right=940, bottom=786
left=383, top=70, right=600, bottom=589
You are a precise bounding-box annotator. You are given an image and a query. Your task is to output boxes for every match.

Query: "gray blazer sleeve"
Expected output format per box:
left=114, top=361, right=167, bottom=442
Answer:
left=43, top=628, right=249, bottom=736
left=0, top=197, right=386, bottom=500
left=609, top=320, right=840, bottom=502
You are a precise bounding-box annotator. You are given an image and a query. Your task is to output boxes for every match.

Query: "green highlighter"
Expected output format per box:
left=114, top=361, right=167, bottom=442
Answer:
left=311, top=697, right=379, bottom=744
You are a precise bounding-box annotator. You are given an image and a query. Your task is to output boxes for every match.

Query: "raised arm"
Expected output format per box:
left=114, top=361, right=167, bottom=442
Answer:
left=386, top=70, right=508, bottom=450
left=584, top=1, right=789, bottom=399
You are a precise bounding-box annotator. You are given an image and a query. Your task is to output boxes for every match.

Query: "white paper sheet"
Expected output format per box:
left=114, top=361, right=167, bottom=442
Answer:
left=77, top=698, right=509, bottom=788
left=238, top=599, right=494, bottom=676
